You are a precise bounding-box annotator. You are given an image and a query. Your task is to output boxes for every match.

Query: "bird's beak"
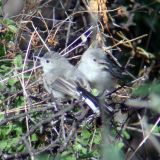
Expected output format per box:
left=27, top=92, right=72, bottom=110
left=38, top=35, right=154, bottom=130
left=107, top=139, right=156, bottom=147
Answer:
left=97, top=59, right=110, bottom=71
left=97, top=59, right=109, bottom=65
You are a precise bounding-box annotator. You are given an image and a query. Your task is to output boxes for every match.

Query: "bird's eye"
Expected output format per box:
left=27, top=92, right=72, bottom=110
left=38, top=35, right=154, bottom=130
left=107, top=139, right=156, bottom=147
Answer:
left=46, top=60, right=50, bottom=63
left=93, top=58, right=96, bottom=62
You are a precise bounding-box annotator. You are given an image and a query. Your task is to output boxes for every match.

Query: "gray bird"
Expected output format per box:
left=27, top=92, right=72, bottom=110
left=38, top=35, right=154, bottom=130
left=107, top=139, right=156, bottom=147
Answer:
left=39, top=51, right=99, bottom=114
left=78, top=47, right=117, bottom=96
left=40, top=51, right=90, bottom=99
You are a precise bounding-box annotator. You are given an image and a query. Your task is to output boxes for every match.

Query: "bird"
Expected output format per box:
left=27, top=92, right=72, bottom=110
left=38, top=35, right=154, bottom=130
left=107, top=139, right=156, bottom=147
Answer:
left=77, top=47, right=119, bottom=96
left=39, top=51, right=100, bottom=114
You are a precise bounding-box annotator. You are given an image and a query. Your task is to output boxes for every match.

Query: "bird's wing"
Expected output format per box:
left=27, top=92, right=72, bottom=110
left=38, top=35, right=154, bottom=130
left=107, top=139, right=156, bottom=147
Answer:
left=73, top=69, right=91, bottom=91
left=50, top=77, right=78, bottom=98
left=44, top=68, right=78, bottom=98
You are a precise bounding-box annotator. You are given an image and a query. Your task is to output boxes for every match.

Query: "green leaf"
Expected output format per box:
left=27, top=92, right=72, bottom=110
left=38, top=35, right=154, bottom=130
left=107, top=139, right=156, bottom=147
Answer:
left=3, top=18, right=15, bottom=25
left=81, top=147, right=87, bottom=154
left=3, top=19, right=18, bottom=33
left=0, top=140, right=8, bottom=150
left=14, top=126, right=23, bottom=136
left=8, top=25, right=18, bottom=33
left=73, top=142, right=83, bottom=151
left=58, top=152, right=77, bottom=160
left=122, top=130, right=130, bottom=139
left=10, top=137, right=19, bottom=145
left=8, top=78, right=18, bottom=86
left=81, top=129, right=91, bottom=139
left=15, top=96, right=25, bottom=107
left=0, top=65, right=11, bottom=73
left=117, top=142, right=124, bottom=150
left=10, top=86, right=17, bottom=92
left=148, top=124, right=160, bottom=134
left=5, top=124, right=13, bottom=135
left=16, top=143, right=25, bottom=152
left=31, top=134, right=38, bottom=142
left=13, top=55, right=23, bottom=68
left=92, top=88, right=99, bottom=96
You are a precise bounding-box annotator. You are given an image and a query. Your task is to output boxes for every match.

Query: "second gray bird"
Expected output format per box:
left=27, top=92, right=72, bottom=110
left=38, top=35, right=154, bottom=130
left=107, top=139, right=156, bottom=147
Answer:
left=78, top=47, right=118, bottom=96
